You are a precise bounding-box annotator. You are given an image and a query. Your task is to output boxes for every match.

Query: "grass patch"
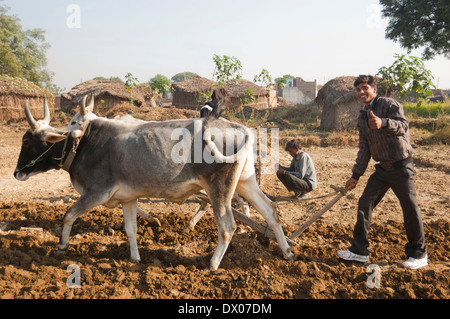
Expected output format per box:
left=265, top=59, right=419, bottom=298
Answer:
left=404, top=101, right=450, bottom=145
left=403, top=101, right=450, bottom=118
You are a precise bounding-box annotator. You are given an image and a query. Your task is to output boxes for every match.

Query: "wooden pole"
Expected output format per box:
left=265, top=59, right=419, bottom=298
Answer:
left=232, top=207, right=296, bottom=246
left=288, top=185, right=346, bottom=240
left=183, top=201, right=209, bottom=234
left=185, top=192, right=295, bottom=246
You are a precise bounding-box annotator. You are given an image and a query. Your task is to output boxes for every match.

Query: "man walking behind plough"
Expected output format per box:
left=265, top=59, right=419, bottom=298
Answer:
left=337, top=75, right=427, bottom=270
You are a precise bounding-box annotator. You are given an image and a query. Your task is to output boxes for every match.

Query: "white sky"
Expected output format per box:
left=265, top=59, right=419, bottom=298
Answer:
left=4, top=0, right=450, bottom=91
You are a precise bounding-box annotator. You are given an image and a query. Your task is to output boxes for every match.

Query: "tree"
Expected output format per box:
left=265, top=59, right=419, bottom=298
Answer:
left=379, top=0, right=450, bottom=60
left=377, top=53, right=436, bottom=104
left=253, top=68, right=272, bottom=88
left=0, top=5, right=53, bottom=88
left=149, top=74, right=172, bottom=98
left=171, top=72, right=198, bottom=82
left=93, top=76, right=123, bottom=82
left=212, top=54, right=242, bottom=84
left=125, top=72, right=139, bottom=109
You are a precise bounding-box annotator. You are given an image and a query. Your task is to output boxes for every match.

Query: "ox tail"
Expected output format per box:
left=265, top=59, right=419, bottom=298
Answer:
left=203, top=122, right=252, bottom=164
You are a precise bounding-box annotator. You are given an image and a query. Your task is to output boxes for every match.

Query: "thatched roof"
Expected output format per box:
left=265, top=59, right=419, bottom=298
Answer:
left=61, top=80, right=152, bottom=107
left=0, top=75, right=54, bottom=123
left=0, top=75, right=53, bottom=99
left=171, top=76, right=217, bottom=93
left=316, top=76, right=357, bottom=106
left=318, top=76, right=364, bottom=131
left=223, top=79, right=269, bottom=97
left=172, top=77, right=269, bottom=97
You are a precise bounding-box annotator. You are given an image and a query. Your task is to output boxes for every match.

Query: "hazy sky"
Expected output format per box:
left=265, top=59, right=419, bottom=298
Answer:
left=4, top=0, right=450, bottom=91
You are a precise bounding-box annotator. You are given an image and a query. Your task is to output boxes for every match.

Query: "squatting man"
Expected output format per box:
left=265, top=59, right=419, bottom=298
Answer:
left=337, top=75, right=428, bottom=270
left=276, top=139, right=317, bottom=199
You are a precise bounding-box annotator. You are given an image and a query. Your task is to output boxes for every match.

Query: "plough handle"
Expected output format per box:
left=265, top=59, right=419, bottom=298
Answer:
left=288, top=185, right=346, bottom=240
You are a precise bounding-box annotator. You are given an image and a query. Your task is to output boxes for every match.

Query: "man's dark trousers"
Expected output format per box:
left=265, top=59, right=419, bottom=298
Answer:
left=277, top=173, right=312, bottom=195
left=349, top=161, right=427, bottom=259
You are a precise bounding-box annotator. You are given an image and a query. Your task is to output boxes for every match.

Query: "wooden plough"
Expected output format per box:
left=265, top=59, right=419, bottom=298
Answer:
left=183, top=184, right=347, bottom=245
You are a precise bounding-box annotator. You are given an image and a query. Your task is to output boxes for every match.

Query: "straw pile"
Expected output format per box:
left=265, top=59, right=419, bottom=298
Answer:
left=317, top=76, right=360, bottom=131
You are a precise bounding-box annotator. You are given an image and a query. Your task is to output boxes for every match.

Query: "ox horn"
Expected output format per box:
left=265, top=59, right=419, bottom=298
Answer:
left=80, top=95, right=87, bottom=116
left=80, top=93, right=94, bottom=116
left=43, top=98, right=51, bottom=124
left=24, top=100, right=39, bottom=131
left=86, top=92, right=94, bottom=112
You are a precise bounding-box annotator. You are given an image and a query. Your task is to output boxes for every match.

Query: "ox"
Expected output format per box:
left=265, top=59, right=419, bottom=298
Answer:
left=14, top=100, right=294, bottom=270
left=67, top=93, right=251, bottom=217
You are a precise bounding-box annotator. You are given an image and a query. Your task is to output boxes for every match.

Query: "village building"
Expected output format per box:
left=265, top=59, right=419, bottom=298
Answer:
left=317, top=76, right=360, bottom=131
left=172, top=76, right=277, bottom=110
left=279, top=77, right=317, bottom=105
left=60, top=80, right=157, bottom=116
left=0, top=75, right=54, bottom=123
left=223, top=79, right=277, bottom=110
left=317, top=76, right=391, bottom=131
left=171, top=76, right=217, bottom=109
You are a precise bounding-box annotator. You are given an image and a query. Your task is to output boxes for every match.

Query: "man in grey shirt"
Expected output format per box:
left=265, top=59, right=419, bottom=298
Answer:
left=276, top=139, right=317, bottom=199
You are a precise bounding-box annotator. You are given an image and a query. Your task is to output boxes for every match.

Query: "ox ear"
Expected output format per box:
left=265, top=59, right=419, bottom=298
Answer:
left=42, top=132, right=67, bottom=144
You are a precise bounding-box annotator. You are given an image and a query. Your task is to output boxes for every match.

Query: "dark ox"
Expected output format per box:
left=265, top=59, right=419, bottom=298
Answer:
left=14, top=100, right=294, bottom=270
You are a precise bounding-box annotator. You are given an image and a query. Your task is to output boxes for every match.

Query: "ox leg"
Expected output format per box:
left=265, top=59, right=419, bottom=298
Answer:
left=236, top=180, right=295, bottom=261
left=208, top=197, right=236, bottom=271
left=57, top=195, right=102, bottom=255
left=233, top=193, right=250, bottom=217
left=122, top=200, right=141, bottom=262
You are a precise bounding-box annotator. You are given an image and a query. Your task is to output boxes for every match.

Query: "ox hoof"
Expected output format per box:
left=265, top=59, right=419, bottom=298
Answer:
left=130, top=258, right=141, bottom=264
left=284, top=252, right=295, bottom=261
left=56, top=248, right=68, bottom=258
left=203, top=264, right=218, bottom=272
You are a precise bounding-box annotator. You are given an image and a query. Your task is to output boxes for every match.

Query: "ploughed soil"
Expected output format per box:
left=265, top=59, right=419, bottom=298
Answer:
left=0, top=113, right=449, bottom=299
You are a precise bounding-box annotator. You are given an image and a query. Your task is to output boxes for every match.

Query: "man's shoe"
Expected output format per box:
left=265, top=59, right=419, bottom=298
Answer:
left=402, top=255, right=428, bottom=270
left=337, top=249, right=369, bottom=263
left=294, top=191, right=311, bottom=200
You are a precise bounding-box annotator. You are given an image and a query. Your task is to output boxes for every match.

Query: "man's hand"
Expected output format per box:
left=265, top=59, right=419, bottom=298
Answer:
left=345, top=177, right=358, bottom=191
left=368, top=111, right=382, bottom=129
left=276, top=167, right=285, bottom=176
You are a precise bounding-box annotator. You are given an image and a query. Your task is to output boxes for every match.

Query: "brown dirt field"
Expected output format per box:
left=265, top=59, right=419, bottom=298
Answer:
left=0, top=116, right=449, bottom=300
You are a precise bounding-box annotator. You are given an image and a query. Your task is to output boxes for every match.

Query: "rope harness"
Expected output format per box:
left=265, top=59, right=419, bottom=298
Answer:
left=17, top=123, right=88, bottom=173
left=16, top=141, right=61, bottom=172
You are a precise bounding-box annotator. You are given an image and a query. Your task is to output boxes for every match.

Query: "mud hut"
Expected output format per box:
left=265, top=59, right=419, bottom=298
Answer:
left=0, top=75, right=54, bottom=123
left=60, top=80, right=156, bottom=116
left=223, top=79, right=277, bottom=110
left=317, top=76, right=391, bottom=131
left=316, top=76, right=361, bottom=131
left=172, top=76, right=218, bottom=109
